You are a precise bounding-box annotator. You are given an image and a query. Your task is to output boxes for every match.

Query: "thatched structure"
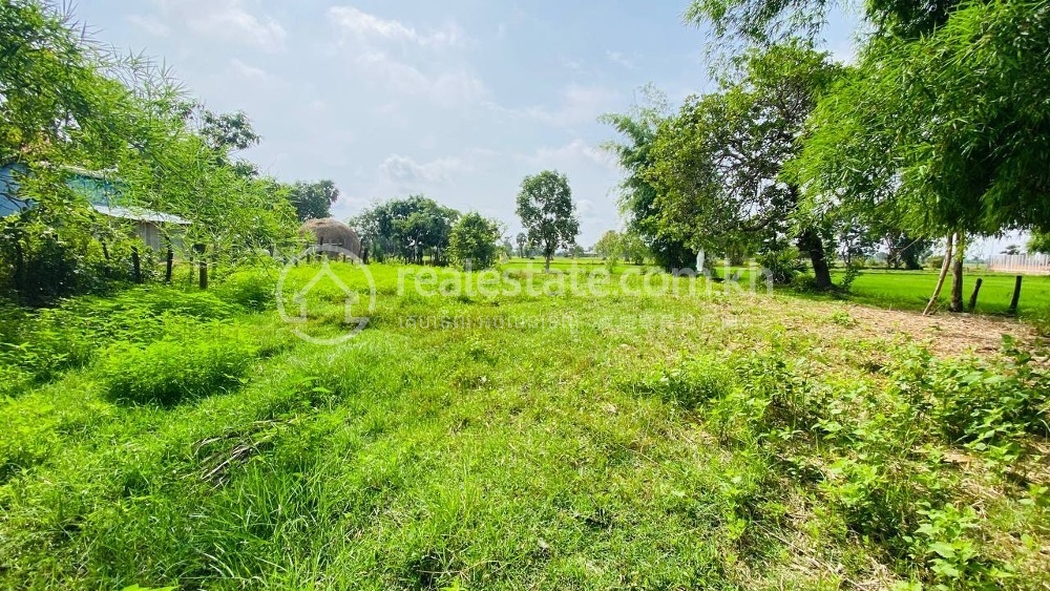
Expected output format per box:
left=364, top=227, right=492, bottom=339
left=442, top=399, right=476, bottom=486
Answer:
left=299, top=218, right=362, bottom=258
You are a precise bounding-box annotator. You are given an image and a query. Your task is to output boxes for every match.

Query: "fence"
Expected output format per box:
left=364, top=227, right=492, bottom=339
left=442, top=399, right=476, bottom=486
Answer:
left=988, top=254, right=1050, bottom=275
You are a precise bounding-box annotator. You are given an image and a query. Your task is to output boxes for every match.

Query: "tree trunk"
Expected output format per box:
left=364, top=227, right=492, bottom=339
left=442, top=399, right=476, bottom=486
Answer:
left=797, top=229, right=832, bottom=290
left=131, top=247, right=142, bottom=284
left=545, top=254, right=552, bottom=273
left=949, top=234, right=966, bottom=313
left=923, top=233, right=954, bottom=316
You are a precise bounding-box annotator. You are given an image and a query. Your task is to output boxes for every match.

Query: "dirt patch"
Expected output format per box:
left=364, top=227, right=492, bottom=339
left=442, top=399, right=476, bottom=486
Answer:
left=815, top=302, right=1038, bottom=358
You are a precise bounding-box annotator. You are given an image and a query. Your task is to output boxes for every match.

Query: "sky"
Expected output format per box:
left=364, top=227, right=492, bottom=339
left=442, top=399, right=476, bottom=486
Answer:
left=74, top=0, right=865, bottom=246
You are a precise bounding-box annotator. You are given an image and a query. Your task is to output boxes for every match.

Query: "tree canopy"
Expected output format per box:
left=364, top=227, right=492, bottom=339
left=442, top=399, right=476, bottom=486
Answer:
left=515, top=171, right=579, bottom=272
left=351, top=195, right=460, bottom=265
left=448, top=212, right=502, bottom=270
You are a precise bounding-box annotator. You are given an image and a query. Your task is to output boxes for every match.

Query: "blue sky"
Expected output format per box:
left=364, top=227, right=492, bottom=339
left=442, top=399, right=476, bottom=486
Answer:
left=76, top=0, right=863, bottom=245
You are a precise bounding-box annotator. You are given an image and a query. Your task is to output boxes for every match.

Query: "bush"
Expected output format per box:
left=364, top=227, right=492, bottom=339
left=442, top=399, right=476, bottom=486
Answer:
left=99, top=333, right=257, bottom=405
left=213, top=269, right=278, bottom=312
left=925, top=255, right=945, bottom=269
left=757, top=247, right=805, bottom=285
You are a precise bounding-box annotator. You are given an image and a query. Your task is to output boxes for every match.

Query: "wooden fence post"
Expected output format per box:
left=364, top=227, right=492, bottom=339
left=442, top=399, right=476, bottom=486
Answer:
left=1008, top=275, right=1022, bottom=314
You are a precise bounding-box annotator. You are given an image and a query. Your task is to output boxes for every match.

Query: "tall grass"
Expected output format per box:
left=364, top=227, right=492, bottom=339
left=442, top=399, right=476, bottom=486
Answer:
left=0, top=263, right=1046, bottom=589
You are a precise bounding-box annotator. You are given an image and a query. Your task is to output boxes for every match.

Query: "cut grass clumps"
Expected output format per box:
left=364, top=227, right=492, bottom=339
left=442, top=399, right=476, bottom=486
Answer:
left=99, top=335, right=258, bottom=405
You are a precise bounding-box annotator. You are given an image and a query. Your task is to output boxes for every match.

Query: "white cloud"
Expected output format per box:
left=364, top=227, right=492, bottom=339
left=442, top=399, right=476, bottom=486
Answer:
left=606, top=50, right=637, bottom=69
left=329, top=7, right=486, bottom=107
left=522, top=85, right=620, bottom=127
left=525, top=139, right=616, bottom=171
left=561, top=57, right=584, bottom=72
left=329, top=6, right=463, bottom=48
left=154, top=0, right=286, bottom=52
left=127, top=14, right=170, bottom=37
left=355, top=52, right=488, bottom=107
left=229, top=58, right=274, bottom=82
left=378, top=154, right=469, bottom=185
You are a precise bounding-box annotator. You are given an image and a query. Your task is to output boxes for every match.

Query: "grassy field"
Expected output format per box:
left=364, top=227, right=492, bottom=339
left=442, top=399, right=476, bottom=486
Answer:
left=507, top=258, right=1050, bottom=317
left=1, top=262, right=1048, bottom=589
left=835, top=269, right=1050, bottom=316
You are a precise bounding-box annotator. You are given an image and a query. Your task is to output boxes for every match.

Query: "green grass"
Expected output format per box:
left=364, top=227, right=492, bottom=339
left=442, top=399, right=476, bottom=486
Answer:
left=1, top=262, right=1048, bottom=589
left=835, top=268, right=1050, bottom=316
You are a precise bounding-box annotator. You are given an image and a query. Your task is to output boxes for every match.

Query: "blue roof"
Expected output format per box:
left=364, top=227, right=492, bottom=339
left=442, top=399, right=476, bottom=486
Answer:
left=0, top=163, right=138, bottom=217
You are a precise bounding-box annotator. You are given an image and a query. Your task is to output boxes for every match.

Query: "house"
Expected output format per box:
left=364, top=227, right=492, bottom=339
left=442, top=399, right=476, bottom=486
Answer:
left=0, top=162, right=189, bottom=251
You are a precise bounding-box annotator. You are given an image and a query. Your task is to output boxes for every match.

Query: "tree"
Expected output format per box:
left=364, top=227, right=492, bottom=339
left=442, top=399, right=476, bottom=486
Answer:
left=833, top=219, right=879, bottom=267
left=620, top=231, right=649, bottom=265
left=448, top=212, right=501, bottom=270
left=515, top=171, right=579, bottom=272
left=1002, top=245, right=1022, bottom=257
left=791, top=1, right=1050, bottom=312
left=594, top=230, right=623, bottom=261
left=515, top=232, right=527, bottom=258
left=349, top=195, right=459, bottom=265
left=288, top=180, right=339, bottom=221
left=883, top=232, right=931, bottom=270
left=687, top=0, right=1050, bottom=312
left=647, top=43, right=840, bottom=288
left=1027, top=232, right=1050, bottom=255
left=601, top=87, right=696, bottom=271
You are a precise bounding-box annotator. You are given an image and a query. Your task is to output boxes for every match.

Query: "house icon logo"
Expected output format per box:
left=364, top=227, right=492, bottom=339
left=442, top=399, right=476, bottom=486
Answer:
left=275, top=244, right=376, bottom=345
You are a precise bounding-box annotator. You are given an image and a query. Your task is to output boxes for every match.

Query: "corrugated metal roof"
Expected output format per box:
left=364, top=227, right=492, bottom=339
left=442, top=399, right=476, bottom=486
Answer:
left=92, top=204, right=190, bottom=225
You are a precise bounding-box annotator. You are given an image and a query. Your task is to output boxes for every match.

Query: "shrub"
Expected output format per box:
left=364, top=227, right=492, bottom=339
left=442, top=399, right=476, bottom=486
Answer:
left=757, top=247, right=804, bottom=285
left=213, top=270, right=278, bottom=312
left=99, top=333, right=257, bottom=405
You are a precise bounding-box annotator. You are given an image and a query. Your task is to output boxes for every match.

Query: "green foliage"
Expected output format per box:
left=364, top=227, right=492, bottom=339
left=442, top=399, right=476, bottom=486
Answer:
left=99, top=332, right=256, bottom=405
left=1027, top=231, right=1050, bottom=255
left=2, top=263, right=1049, bottom=588
left=593, top=230, right=622, bottom=262
left=793, top=1, right=1050, bottom=241
left=351, top=195, right=460, bottom=264
left=601, top=86, right=696, bottom=271
left=515, top=170, right=579, bottom=271
left=447, top=212, right=501, bottom=270
left=757, top=246, right=804, bottom=285
left=287, top=179, right=339, bottom=222
left=895, top=338, right=1050, bottom=462
left=213, top=268, right=278, bottom=312
left=647, top=42, right=839, bottom=288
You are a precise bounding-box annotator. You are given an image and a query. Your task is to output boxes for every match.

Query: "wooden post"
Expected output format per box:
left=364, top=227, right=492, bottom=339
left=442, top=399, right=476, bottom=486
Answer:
left=968, top=278, right=982, bottom=312
left=131, top=247, right=142, bottom=284
left=165, top=247, right=174, bottom=283
left=194, top=244, right=208, bottom=290
left=1008, top=275, right=1022, bottom=314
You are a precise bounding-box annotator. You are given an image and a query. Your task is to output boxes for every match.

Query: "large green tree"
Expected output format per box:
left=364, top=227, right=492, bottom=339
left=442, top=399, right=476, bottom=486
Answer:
left=688, top=0, right=1050, bottom=312
left=601, top=88, right=696, bottom=271
left=515, top=171, right=579, bottom=272
left=647, top=43, right=840, bottom=288
left=790, top=1, right=1050, bottom=311
left=0, top=1, right=298, bottom=301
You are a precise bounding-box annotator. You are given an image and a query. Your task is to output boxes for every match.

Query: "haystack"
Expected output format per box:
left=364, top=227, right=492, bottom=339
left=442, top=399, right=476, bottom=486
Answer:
left=299, top=218, right=362, bottom=258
